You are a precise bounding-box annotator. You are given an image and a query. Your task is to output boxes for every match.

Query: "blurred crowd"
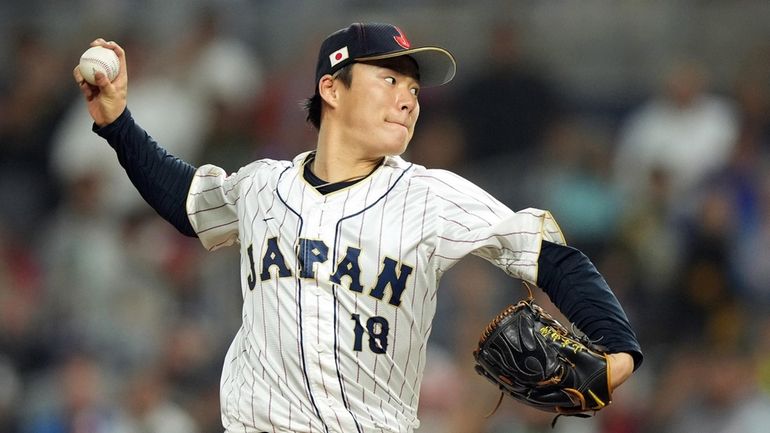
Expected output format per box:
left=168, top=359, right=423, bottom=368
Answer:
left=1, top=2, right=770, bottom=433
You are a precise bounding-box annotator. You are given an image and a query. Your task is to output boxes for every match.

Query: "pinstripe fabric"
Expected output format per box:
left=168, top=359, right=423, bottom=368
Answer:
left=185, top=151, right=565, bottom=433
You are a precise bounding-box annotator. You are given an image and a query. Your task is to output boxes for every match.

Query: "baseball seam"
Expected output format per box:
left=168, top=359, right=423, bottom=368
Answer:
left=82, top=55, right=119, bottom=80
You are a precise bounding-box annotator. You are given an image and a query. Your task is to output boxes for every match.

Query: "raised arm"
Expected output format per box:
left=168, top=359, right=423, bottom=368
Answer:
left=72, top=39, right=197, bottom=237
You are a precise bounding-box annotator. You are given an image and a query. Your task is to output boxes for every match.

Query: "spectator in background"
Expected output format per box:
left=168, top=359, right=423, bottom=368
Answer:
left=655, top=351, right=759, bottom=433
left=123, top=366, right=199, bottom=433
left=406, top=109, right=467, bottom=173
left=50, top=31, right=212, bottom=217
left=22, top=352, right=133, bottom=433
left=721, top=49, right=770, bottom=306
left=176, top=6, right=265, bottom=172
left=537, top=118, right=622, bottom=255
left=37, top=169, right=129, bottom=360
left=613, top=58, right=739, bottom=210
left=0, top=356, right=20, bottom=432
left=734, top=174, right=770, bottom=306
left=676, top=185, right=743, bottom=348
left=0, top=3, right=769, bottom=432
left=250, top=35, right=322, bottom=160
left=51, top=5, right=264, bottom=218
left=731, top=45, right=770, bottom=153
left=454, top=21, right=563, bottom=165
left=0, top=28, right=72, bottom=239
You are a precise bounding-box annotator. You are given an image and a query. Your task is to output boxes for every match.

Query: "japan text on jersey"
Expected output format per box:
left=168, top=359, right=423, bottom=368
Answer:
left=187, top=151, right=564, bottom=433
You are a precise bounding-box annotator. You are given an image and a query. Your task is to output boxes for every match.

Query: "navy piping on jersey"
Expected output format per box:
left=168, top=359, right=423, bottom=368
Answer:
left=329, top=163, right=413, bottom=432
left=303, top=154, right=408, bottom=433
left=302, top=152, right=382, bottom=194
left=329, top=283, right=362, bottom=433
left=275, top=164, right=330, bottom=433
left=94, top=108, right=642, bottom=422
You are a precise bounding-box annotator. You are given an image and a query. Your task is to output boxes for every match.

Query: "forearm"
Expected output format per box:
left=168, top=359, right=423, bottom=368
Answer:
left=94, top=108, right=197, bottom=237
left=537, top=240, right=643, bottom=369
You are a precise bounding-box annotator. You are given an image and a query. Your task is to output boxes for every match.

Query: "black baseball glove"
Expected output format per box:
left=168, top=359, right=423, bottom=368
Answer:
left=473, top=297, right=612, bottom=422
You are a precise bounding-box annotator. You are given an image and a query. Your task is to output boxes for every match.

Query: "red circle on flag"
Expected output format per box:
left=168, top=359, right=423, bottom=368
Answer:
left=335, top=53, right=343, bottom=60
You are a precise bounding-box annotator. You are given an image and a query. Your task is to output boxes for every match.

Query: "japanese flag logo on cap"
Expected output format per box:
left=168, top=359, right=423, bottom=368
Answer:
left=329, top=46, right=349, bottom=68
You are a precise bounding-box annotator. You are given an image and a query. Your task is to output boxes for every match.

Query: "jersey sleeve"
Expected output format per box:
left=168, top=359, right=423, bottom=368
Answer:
left=429, top=170, right=565, bottom=283
left=93, top=108, right=197, bottom=237
left=186, top=164, right=245, bottom=251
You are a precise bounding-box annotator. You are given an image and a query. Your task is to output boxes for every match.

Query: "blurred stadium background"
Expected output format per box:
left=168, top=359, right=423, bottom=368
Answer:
left=1, top=1, right=770, bottom=432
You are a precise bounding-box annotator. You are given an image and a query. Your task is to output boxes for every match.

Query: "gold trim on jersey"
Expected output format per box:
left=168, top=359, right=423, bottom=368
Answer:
left=298, top=151, right=389, bottom=198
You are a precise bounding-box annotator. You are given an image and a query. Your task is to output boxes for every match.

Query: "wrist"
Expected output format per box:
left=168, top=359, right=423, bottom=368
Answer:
left=607, top=352, right=634, bottom=391
left=93, top=107, right=130, bottom=134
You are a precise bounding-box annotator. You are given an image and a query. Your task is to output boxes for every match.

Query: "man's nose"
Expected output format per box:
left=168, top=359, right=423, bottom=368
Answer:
left=398, top=89, right=416, bottom=112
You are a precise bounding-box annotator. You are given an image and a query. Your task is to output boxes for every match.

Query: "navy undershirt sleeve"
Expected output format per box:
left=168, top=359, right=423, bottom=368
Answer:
left=537, top=240, right=643, bottom=369
left=93, top=108, right=197, bottom=237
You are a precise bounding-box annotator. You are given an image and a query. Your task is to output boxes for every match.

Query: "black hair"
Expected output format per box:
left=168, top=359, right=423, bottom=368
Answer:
left=303, top=63, right=354, bottom=130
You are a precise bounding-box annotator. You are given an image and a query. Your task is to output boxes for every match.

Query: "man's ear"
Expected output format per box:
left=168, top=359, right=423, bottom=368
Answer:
left=318, top=74, right=339, bottom=108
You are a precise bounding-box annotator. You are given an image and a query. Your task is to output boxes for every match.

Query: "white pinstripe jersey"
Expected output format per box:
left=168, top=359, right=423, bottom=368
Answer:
left=186, top=151, right=565, bottom=433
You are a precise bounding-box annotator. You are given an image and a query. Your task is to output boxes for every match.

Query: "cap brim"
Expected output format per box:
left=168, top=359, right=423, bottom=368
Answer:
left=356, top=46, right=456, bottom=88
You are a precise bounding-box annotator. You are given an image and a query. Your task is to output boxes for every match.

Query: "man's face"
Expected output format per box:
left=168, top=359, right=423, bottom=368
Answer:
left=334, top=56, right=421, bottom=157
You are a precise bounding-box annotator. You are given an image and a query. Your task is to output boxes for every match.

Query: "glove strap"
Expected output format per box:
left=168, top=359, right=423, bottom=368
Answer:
left=484, top=392, right=505, bottom=418
left=522, top=280, right=535, bottom=299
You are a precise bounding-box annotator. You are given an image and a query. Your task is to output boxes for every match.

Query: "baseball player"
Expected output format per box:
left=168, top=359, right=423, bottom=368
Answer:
left=74, top=23, right=642, bottom=433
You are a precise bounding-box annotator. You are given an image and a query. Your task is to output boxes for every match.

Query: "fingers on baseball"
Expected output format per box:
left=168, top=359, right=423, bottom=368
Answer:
left=82, top=41, right=127, bottom=90
left=73, top=65, right=94, bottom=98
left=89, top=38, right=126, bottom=58
left=112, top=44, right=128, bottom=78
left=93, top=71, right=112, bottom=88
left=72, top=65, right=83, bottom=83
left=90, top=38, right=128, bottom=79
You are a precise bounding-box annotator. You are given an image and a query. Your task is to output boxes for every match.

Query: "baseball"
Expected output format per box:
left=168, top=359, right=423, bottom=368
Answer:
left=78, top=46, right=119, bottom=85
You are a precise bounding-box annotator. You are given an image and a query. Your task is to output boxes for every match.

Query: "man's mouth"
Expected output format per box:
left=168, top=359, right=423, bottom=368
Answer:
left=386, top=119, right=408, bottom=129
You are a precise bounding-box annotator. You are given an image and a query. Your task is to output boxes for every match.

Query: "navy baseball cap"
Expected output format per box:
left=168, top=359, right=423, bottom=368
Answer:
left=314, top=23, right=456, bottom=93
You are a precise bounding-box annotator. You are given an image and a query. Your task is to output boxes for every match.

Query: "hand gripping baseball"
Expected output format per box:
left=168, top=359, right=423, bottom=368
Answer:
left=73, top=39, right=128, bottom=127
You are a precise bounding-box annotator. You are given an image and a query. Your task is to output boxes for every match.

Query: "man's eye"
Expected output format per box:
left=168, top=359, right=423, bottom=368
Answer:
left=411, top=88, right=419, bottom=96
left=385, top=77, right=395, bottom=85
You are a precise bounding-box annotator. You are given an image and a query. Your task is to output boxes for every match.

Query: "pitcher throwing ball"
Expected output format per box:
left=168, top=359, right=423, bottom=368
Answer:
left=74, top=22, right=642, bottom=433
